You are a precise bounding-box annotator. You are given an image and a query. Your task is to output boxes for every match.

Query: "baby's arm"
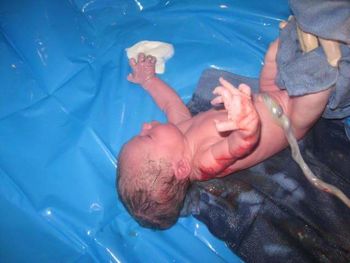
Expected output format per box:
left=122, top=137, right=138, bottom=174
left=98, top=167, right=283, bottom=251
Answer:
left=198, top=79, right=261, bottom=178
left=128, top=53, right=191, bottom=124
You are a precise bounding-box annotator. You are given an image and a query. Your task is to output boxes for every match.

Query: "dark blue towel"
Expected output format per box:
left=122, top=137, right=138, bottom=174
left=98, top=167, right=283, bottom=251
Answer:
left=186, top=68, right=259, bottom=116
left=345, top=117, right=350, bottom=141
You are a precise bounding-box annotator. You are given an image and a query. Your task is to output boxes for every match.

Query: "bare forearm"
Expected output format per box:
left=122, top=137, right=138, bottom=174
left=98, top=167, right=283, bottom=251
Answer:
left=142, top=77, right=191, bottom=124
left=127, top=53, right=191, bottom=124
left=199, top=79, right=261, bottom=178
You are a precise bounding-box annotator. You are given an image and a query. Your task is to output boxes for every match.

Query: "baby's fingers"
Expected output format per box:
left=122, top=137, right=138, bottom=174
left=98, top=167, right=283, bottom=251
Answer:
left=219, top=78, right=252, bottom=101
left=212, top=85, right=236, bottom=108
left=214, top=119, right=238, bottom=132
left=129, top=58, right=137, bottom=70
left=238, top=84, right=252, bottom=97
left=219, top=77, right=237, bottom=93
left=211, top=95, right=224, bottom=105
left=137, top=53, right=146, bottom=63
left=213, top=85, right=232, bottom=100
left=145, top=55, right=157, bottom=64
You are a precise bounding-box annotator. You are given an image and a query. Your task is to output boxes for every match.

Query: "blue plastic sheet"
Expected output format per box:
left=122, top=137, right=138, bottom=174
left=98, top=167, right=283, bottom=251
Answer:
left=0, top=0, right=289, bottom=261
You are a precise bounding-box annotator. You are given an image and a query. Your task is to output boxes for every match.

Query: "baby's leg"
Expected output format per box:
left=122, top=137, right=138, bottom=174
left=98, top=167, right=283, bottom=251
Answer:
left=259, top=40, right=280, bottom=93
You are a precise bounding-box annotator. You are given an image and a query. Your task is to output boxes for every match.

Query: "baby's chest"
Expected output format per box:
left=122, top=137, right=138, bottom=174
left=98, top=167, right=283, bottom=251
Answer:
left=192, top=109, right=228, bottom=132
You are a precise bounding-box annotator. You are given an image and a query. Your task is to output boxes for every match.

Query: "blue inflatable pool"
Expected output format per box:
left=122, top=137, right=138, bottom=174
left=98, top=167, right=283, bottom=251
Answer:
left=0, top=0, right=289, bottom=261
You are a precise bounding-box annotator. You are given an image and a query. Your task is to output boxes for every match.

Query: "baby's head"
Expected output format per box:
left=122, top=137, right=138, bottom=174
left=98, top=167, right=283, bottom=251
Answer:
left=117, top=121, right=192, bottom=229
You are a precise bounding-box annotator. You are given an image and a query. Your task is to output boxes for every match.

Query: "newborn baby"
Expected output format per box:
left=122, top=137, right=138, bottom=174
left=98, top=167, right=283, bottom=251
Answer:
left=117, top=40, right=332, bottom=229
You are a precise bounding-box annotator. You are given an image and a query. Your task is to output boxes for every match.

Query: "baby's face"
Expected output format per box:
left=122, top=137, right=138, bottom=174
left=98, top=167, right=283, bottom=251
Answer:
left=121, top=121, right=186, bottom=169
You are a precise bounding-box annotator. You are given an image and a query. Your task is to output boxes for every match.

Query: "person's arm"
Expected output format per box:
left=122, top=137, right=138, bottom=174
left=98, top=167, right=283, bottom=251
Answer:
left=128, top=53, right=191, bottom=124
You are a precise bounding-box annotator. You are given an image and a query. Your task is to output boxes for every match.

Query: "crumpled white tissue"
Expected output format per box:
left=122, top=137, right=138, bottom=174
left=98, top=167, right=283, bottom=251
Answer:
left=125, top=41, right=174, bottom=74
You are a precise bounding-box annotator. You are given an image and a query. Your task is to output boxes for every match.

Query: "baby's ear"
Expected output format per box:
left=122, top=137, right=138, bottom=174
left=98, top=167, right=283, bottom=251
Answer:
left=174, top=159, right=191, bottom=180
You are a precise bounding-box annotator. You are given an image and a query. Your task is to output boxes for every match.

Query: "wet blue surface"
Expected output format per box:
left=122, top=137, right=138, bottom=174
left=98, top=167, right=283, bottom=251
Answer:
left=0, top=0, right=289, bottom=261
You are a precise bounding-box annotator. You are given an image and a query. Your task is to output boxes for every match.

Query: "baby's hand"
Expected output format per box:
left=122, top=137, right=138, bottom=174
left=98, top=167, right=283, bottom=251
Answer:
left=127, top=53, right=156, bottom=86
left=211, top=77, right=260, bottom=137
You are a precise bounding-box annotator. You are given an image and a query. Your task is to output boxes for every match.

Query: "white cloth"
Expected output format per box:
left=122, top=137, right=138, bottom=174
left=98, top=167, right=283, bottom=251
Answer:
left=125, top=41, right=174, bottom=74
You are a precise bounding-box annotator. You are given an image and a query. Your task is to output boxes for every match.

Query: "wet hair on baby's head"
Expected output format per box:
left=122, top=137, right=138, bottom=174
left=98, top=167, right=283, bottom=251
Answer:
left=117, top=149, right=190, bottom=229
